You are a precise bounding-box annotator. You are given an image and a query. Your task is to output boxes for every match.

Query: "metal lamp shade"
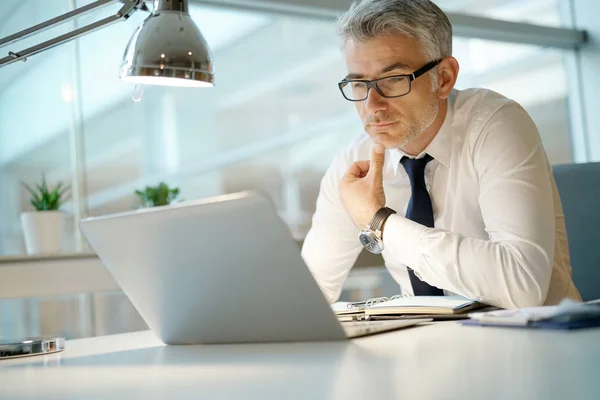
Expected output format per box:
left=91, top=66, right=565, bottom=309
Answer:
left=120, top=0, right=214, bottom=87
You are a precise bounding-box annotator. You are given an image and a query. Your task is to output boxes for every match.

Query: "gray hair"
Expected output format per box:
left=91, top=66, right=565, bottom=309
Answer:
left=336, top=0, right=453, bottom=62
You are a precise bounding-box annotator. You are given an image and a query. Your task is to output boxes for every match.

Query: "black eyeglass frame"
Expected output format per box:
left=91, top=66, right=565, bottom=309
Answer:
left=338, top=59, right=442, bottom=102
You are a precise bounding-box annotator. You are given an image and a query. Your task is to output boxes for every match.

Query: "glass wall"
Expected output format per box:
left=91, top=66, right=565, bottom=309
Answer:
left=435, top=0, right=563, bottom=27
left=0, top=0, right=76, bottom=256
left=0, top=1, right=574, bottom=256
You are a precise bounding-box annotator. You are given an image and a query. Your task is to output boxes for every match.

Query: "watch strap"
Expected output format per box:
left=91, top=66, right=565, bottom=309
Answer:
left=368, top=207, right=397, bottom=232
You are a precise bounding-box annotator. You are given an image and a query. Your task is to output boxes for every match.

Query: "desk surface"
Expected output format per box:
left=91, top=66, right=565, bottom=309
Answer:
left=1, top=323, right=599, bottom=400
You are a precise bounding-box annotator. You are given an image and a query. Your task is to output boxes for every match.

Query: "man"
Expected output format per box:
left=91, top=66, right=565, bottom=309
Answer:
left=301, top=0, right=581, bottom=309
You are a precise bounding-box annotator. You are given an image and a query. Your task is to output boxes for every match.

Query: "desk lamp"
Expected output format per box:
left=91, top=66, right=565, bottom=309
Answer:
left=0, top=0, right=215, bottom=87
left=0, top=0, right=213, bottom=359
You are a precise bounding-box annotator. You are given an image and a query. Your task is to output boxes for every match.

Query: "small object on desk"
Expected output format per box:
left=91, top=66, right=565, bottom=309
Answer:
left=0, top=337, right=65, bottom=360
left=365, top=305, right=500, bottom=321
left=463, top=298, right=600, bottom=330
left=364, top=295, right=486, bottom=317
left=332, top=295, right=488, bottom=321
left=330, top=301, right=365, bottom=313
left=365, top=313, right=471, bottom=321
left=331, top=301, right=365, bottom=321
left=330, top=294, right=412, bottom=316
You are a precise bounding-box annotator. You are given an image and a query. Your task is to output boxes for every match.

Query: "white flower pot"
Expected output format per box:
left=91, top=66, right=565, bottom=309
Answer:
left=20, top=211, right=66, bottom=255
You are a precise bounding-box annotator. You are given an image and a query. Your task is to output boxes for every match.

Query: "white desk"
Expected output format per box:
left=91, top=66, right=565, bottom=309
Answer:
left=1, top=323, right=599, bottom=400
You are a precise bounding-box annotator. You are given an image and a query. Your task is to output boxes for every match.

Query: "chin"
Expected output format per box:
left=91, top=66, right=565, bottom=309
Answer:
left=369, top=132, right=407, bottom=148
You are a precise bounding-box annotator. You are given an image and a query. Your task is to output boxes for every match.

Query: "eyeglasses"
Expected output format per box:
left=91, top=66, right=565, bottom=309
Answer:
left=338, top=59, right=442, bottom=102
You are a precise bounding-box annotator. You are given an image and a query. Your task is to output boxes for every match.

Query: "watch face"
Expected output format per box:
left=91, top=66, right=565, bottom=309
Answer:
left=359, top=231, right=383, bottom=254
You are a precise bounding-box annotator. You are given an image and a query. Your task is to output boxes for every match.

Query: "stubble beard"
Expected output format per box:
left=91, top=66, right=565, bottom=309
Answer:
left=394, top=95, right=439, bottom=149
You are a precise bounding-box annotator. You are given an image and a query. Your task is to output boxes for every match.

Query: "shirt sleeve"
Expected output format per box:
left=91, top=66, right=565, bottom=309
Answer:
left=301, top=149, right=364, bottom=303
left=383, top=104, right=555, bottom=309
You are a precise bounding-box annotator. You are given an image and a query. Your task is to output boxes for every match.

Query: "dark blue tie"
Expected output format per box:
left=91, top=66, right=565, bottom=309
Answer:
left=400, top=154, right=444, bottom=296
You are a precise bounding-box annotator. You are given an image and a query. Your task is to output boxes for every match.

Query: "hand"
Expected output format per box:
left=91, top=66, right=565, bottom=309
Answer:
left=339, top=143, right=386, bottom=228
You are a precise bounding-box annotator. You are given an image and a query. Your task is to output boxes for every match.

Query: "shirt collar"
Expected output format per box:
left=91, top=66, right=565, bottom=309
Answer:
left=388, top=93, right=454, bottom=176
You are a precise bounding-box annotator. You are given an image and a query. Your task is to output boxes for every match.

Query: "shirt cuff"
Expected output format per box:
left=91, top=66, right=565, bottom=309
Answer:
left=382, top=215, right=426, bottom=267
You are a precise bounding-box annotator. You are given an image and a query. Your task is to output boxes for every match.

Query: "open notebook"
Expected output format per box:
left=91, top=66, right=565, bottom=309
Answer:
left=365, top=296, right=485, bottom=316
left=332, top=295, right=486, bottom=320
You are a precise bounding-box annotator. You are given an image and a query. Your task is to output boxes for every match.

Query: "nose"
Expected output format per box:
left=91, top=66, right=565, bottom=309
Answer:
left=363, top=86, right=388, bottom=114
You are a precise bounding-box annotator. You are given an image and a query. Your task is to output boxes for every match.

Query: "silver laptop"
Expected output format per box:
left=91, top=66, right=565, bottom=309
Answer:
left=79, top=191, right=426, bottom=344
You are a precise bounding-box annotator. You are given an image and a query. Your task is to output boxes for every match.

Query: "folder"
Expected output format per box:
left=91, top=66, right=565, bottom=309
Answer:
left=463, top=298, right=600, bottom=330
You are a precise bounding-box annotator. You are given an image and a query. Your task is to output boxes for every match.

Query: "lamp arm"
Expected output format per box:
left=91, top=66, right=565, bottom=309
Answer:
left=0, top=0, right=116, bottom=49
left=0, top=0, right=149, bottom=68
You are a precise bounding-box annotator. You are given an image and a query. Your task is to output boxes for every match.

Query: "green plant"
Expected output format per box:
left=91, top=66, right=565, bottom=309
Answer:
left=21, top=174, right=70, bottom=211
left=134, top=182, right=180, bottom=208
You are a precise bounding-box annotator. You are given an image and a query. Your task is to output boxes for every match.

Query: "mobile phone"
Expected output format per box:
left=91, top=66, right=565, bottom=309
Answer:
left=0, top=337, right=65, bottom=360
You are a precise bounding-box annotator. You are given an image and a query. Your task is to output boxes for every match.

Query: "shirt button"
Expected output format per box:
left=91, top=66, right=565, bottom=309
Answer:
left=414, top=271, right=423, bottom=280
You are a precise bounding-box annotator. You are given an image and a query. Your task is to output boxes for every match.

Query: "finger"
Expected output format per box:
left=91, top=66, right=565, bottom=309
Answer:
left=344, top=160, right=370, bottom=179
left=367, top=143, right=386, bottom=185
left=355, top=160, right=370, bottom=174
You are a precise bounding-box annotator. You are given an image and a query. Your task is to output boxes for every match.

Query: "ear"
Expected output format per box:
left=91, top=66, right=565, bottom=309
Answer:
left=436, top=56, right=459, bottom=100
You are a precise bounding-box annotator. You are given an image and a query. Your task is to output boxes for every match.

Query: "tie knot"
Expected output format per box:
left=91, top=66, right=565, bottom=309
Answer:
left=400, top=154, right=433, bottom=187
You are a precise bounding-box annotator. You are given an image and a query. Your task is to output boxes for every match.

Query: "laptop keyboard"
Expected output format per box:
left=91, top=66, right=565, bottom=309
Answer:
left=342, top=321, right=392, bottom=329
left=341, top=320, right=420, bottom=337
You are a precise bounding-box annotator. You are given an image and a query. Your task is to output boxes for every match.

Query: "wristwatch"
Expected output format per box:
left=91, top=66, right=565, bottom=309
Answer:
left=358, top=207, right=397, bottom=254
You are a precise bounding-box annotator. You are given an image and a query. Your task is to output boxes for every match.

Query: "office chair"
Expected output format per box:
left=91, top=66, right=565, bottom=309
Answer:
left=553, top=162, right=600, bottom=301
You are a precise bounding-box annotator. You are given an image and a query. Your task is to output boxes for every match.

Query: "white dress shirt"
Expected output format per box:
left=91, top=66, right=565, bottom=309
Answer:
left=301, top=88, right=581, bottom=309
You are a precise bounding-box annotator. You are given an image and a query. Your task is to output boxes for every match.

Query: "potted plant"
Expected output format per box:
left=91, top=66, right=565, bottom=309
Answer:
left=134, top=182, right=181, bottom=208
left=20, top=175, right=70, bottom=255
